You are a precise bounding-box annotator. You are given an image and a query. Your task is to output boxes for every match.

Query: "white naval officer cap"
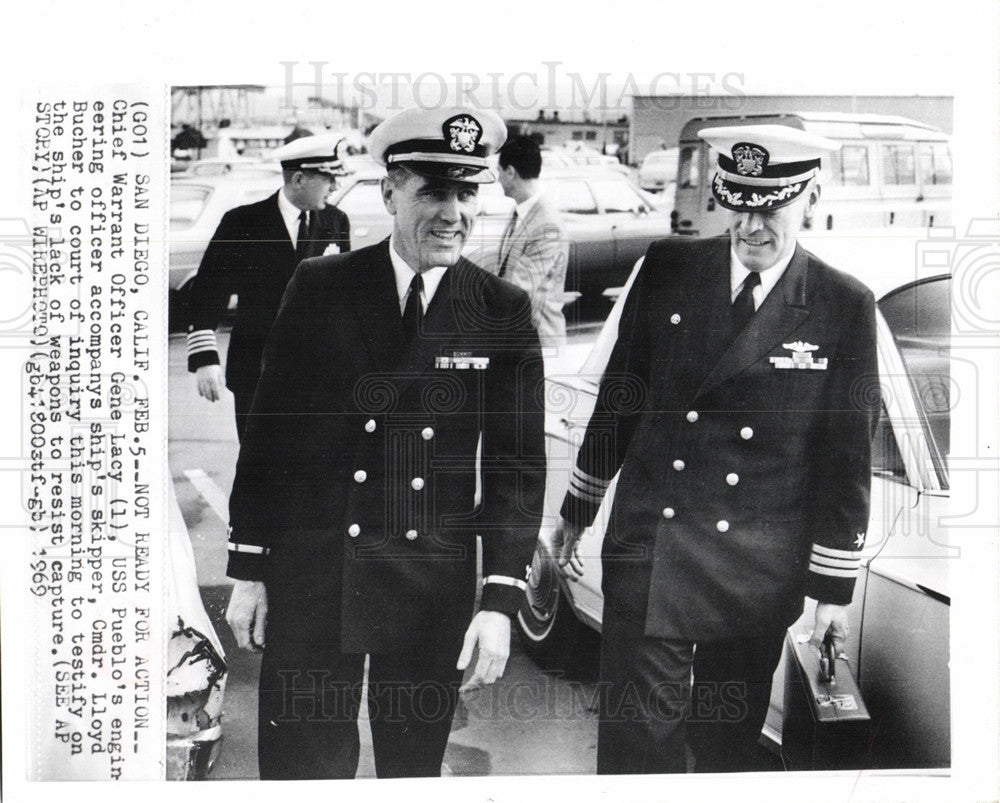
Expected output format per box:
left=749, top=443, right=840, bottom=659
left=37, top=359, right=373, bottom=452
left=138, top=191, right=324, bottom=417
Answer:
left=270, top=134, right=348, bottom=176
left=368, top=107, right=507, bottom=184
left=699, top=124, right=840, bottom=212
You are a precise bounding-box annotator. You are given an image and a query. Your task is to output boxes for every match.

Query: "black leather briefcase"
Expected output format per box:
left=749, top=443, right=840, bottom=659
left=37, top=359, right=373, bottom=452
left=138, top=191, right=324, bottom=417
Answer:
left=781, top=623, right=872, bottom=771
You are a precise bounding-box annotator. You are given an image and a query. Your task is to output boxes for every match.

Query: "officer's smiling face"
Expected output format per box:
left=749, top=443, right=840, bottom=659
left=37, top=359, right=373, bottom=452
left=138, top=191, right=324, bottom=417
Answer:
left=728, top=183, right=820, bottom=271
left=383, top=171, right=479, bottom=272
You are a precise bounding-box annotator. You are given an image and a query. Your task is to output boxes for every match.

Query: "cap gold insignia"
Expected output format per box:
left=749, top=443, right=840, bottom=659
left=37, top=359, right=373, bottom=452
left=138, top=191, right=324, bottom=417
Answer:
left=444, top=114, right=482, bottom=154
left=732, top=143, right=768, bottom=177
left=769, top=341, right=828, bottom=370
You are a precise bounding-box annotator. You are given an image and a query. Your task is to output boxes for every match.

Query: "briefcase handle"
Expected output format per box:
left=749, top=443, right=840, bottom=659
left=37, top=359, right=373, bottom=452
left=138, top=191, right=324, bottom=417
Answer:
left=818, top=631, right=837, bottom=685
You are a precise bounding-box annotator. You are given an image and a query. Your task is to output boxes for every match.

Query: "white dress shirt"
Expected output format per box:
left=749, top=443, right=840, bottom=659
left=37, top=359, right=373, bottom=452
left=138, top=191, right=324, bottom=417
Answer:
left=729, top=247, right=795, bottom=310
left=277, top=187, right=307, bottom=248
left=389, top=236, right=448, bottom=314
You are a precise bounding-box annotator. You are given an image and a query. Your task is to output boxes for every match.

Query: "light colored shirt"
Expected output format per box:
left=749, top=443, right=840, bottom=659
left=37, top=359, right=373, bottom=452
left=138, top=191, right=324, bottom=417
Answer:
left=729, top=247, right=795, bottom=310
left=389, top=236, right=447, bottom=315
left=277, top=187, right=306, bottom=247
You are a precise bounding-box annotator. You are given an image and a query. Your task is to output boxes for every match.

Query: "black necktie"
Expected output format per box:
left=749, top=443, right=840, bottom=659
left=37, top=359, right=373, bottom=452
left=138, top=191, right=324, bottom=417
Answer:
left=401, top=273, right=424, bottom=349
left=295, top=210, right=309, bottom=262
left=498, top=210, right=518, bottom=278
left=732, top=271, right=761, bottom=335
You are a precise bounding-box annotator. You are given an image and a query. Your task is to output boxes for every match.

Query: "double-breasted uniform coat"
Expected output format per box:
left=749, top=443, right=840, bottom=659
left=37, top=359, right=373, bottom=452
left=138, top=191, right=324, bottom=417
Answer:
left=563, top=235, right=880, bottom=638
left=562, top=235, right=879, bottom=772
left=185, top=190, right=350, bottom=437
left=225, top=240, right=545, bottom=777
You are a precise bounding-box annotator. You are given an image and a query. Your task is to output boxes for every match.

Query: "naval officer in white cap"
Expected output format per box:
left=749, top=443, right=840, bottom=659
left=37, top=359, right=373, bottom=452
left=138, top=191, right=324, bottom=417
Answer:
left=554, top=124, right=880, bottom=773
left=224, top=107, right=546, bottom=779
left=185, top=134, right=350, bottom=440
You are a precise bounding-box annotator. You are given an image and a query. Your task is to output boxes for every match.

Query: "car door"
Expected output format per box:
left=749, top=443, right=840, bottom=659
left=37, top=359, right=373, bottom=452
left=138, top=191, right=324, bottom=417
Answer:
left=542, top=177, right=609, bottom=296
left=853, top=275, right=952, bottom=769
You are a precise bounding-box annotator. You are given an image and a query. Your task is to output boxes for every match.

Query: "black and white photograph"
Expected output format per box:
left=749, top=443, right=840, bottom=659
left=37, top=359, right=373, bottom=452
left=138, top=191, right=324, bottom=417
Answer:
left=2, top=3, right=998, bottom=802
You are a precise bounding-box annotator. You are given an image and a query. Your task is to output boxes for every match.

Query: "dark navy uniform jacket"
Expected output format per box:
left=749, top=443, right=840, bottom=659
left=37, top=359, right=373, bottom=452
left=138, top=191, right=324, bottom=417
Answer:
left=562, top=236, right=879, bottom=641
left=186, top=190, right=351, bottom=404
left=226, top=241, right=546, bottom=654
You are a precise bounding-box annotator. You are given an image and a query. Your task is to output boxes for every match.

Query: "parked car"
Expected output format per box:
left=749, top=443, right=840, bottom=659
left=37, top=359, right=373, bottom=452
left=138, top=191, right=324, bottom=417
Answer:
left=519, top=229, right=952, bottom=770
left=169, top=172, right=282, bottom=305
left=172, top=158, right=284, bottom=179
left=541, top=147, right=631, bottom=176
left=332, top=169, right=672, bottom=297
left=167, top=167, right=672, bottom=329
left=637, top=147, right=679, bottom=193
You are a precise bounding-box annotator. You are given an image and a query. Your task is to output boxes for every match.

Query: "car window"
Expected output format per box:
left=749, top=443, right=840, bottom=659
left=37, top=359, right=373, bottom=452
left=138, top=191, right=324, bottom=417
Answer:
left=878, top=276, right=951, bottom=488
left=589, top=179, right=649, bottom=213
left=547, top=180, right=599, bottom=214
left=871, top=403, right=907, bottom=481
left=170, top=184, right=211, bottom=230
left=335, top=180, right=388, bottom=217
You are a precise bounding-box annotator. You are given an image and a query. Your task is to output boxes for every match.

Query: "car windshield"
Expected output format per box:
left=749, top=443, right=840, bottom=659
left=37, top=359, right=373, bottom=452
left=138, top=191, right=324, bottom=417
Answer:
left=170, top=184, right=211, bottom=230
left=334, top=180, right=388, bottom=218
left=589, top=179, right=650, bottom=213
left=546, top=179, right=598, bottom=214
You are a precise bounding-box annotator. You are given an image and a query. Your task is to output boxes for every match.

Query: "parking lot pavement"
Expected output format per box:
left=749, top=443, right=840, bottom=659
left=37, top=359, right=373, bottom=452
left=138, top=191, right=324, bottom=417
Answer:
left=169, top=329, right=602, bottom=779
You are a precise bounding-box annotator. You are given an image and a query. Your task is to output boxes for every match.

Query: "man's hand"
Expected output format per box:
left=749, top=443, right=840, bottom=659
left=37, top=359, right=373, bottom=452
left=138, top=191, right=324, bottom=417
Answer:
left=809, top=602, right=850, bottom=656
left=226, top=579, right=268, bottom=651
left=196, top=364, right=225, bottom=402
left=554, top=517, right=586, bottom=581
left=457, top=610, right=511, bottom=693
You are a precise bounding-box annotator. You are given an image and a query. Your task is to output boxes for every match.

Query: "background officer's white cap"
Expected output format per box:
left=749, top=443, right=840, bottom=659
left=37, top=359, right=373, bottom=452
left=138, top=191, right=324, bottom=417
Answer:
left=369, top=107, right=507, bottom=183
left=271, top=134, right=348, bottom=176
left=699, top=124, right=840, bottom=211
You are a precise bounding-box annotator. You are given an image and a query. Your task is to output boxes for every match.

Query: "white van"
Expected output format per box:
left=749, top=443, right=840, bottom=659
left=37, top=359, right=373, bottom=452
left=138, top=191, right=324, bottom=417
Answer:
left=671, top=112, right=952, bottom=236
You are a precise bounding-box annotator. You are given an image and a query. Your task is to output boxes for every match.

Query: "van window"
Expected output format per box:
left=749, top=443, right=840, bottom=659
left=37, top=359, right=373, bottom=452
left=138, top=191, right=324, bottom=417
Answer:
left=677, top=145, right=700, bottom=189
left=824, top=145, right=870, bottom=186
left=882, top=144, right=917, bottom=185
left=918, top=143, right=953, bottom=186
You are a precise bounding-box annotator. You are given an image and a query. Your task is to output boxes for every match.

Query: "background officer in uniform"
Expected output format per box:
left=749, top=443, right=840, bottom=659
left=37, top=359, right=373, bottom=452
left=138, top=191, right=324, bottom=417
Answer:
left=555, top=124, right=880, bottom=774
left=491, top=135, right=569, bottom=348
left=185, top=135, right=351, bottom=440
left=224, top=107, right=546, bottom=779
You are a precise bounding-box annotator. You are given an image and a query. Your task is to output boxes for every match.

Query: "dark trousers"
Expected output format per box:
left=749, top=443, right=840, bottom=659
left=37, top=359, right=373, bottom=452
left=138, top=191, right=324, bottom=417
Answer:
left=233, top=388, right=252, bottom=443
left=257, top=640, right=464, bottom=779
left=597, top=604, right=785, bottom=774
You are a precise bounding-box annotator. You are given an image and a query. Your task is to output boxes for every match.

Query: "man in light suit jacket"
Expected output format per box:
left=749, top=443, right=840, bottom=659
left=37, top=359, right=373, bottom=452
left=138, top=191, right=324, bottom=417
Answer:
left=224, top=107, right=546, bottom=780
left=493, top=135, right=569, bottom=348
left=555, top=125, right=880, bottom=774
left=185, top=135, right=351, bottom=440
